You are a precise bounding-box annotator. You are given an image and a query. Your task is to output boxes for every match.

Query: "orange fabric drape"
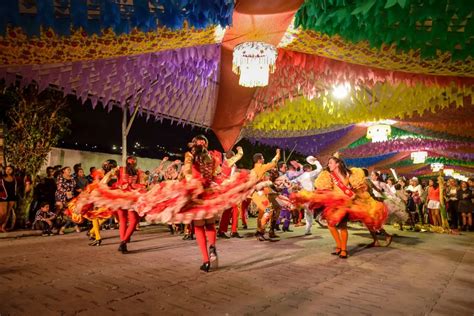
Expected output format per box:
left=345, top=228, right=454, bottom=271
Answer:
left=211, top=0, right=303, bottom=151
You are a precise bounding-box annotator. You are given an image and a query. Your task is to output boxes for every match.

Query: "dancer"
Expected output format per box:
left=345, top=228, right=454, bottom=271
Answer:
left=293, top=157, right=323, bottom=235
left=291, top=154, right=388, bottom=259
left=181, top=135, right=222, bottom=271
left=87, top=160, right=118, bottom=246
left=74, top=135, right=255, bottom=271
left=68, top=159, right=117, bottom=246
left=218, top=146, right=244, bottom=238
left=315, top=155, right=353, bottom=258
left=251, top=149, right=281, bottom=241
left=116, top=156, right=146, bottom=253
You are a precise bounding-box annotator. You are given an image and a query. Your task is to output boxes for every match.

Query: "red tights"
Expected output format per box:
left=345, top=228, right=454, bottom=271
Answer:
left=117, top=209, right=139, bottom=243
left=218, top=205, right=240, bottom=233
left=194, top=223, right=216, bottom=263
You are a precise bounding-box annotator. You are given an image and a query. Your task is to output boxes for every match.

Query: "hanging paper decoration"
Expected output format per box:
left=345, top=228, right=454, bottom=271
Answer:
left=248, top=82, right=471, bottom=132
left=1, top=44, right=221, bottom=127
left=245, top=49, right=473, bottom=122
left=279, top=28, right=474, bottom=77
left=394, top=124, right=474, bottom=143
left=412, top=151, right=428, bottom=164
left=0, top=26, right=221, bottom=66
left=399, top=121, right=474, bottom=138
left=242, top=124, right=351, bottom=139
left=347, top=126, right=432, bottom=149
left=366, top=124, right=391, bottom=143
left=341, top=138, right=474, bottom=158
left=387, top=157, right=474, bottom=169
left=232, top=42, right=277, bottom=87
left=246, top=126, right=354, bottom=156
left=274, top=49, right=473, bottom=89
left=293, top=0, right=473, bottom=60
left=345, top=152, right=398, bottom=168
left=0, top=0, right=234, bottom=36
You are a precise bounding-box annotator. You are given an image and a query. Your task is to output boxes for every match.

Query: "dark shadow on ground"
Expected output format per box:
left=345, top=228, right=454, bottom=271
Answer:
left=353, top=232, right=424, bottom=246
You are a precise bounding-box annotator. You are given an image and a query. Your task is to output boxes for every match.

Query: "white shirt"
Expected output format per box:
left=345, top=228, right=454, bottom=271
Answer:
left=407, top=184, right=423, bottom=197
left=293, top=161, right=323, bottom=191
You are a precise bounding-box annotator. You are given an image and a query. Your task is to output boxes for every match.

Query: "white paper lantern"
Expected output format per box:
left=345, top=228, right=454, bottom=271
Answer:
left=411, top=151, right=428, bottom=164
left=232, top=42, right=277, bottom=88
left=367, top=124, right=391, bottom=143
left=430, top=163, right=444, bottom=172
left=443, top=169, right=454, bottom=176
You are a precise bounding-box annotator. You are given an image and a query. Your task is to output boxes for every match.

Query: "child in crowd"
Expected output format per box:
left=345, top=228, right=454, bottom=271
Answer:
left=33, top=202, right=56, bottom=236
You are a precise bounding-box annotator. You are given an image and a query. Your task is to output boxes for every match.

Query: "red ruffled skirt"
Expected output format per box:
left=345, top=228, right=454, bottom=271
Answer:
left=69, top=171, right=256, bottom=224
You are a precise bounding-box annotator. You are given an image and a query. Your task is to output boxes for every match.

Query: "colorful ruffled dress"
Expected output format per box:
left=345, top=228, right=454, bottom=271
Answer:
left=69, top=151, right=257, bottom=225
left=291, top=168, right=388, bottom=231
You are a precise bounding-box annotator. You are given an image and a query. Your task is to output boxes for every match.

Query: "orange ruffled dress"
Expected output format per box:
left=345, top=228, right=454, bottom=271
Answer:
left=291, top=168, right=387, bottom=231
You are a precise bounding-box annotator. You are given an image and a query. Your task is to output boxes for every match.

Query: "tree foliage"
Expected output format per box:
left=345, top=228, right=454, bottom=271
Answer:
left=1, top=82, right=71, bottom=223
left=3, top=83, right=70, bottom=176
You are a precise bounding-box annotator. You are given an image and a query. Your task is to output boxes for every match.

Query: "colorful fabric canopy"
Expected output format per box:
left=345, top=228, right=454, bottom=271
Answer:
left=0, top=0, right=472, bottom=173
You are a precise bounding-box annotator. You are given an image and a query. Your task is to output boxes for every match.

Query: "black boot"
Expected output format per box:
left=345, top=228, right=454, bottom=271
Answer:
left=200, top=261, right=210, bottom=272
left=231, top=232, right=243, bottom=238
left=89, top=239, right=102, bottom=246
left=118, top=241, right=128, bottom=254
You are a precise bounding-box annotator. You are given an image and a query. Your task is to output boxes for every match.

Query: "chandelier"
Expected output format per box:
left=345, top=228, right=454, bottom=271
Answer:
left=430, top=163, right=444, bottom=172
left=411, top=151, right=428, bottom=164
left=366, top=124, right=391, bottom=143
left=232, top=42, right=277, bottom=87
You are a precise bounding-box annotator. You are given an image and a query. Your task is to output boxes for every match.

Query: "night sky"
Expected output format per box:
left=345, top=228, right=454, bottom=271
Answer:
left=59, top=97, right=291, bottom=168
left=60, top=97, right=224, bottom=159
left=0, top=86, right=298, bottom=169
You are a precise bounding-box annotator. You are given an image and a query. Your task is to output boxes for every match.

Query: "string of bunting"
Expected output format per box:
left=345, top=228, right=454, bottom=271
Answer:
left=393, top=124, right=474, bottom=143
left=0, top=0, right=234, bottom=36
left=279, top=29, right=474, bottom=77
left=387, top=157, right=474, bottom=168
left=246, top=126, right=354, bottom=156
left=399, top=121, right=474, bottom=138
left=242, top=123, right=352, bottom=139
left=249, top=83, right=471, bottom=131
left=1, top=44, right=221, bottom=126
left=341, top=138, right=474, bottom=158
left=345, top=152, right=398, bottom=168
left=294, top=0, right=472, bottom=60
left=0, top=26, right=221, bottom=66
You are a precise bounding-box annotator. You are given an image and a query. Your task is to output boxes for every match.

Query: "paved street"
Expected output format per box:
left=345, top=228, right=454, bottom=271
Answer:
left=1, top=220, right=473, bottom=316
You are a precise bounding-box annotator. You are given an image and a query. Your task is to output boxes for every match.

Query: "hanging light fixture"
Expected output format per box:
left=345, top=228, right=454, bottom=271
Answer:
left=366, top=124, right=391, bottom=143
left=430, top=163, right=444, bottom=172
left=443, top=168, right=454, bottom=176
left=411, top=151, right=428, bottom=164
left=232, top=42, right=277, bottom=88
left=332, top=82, right=351, bottom=99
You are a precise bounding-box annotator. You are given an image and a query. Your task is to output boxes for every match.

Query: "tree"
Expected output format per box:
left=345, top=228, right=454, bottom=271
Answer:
left=2, top=82, right=71, bottom=225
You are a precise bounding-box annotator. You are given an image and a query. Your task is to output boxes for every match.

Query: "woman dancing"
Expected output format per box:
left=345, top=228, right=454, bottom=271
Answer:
left=116, top=156, right=146, bottom=253
left=292, top=154, right=389, bottom=258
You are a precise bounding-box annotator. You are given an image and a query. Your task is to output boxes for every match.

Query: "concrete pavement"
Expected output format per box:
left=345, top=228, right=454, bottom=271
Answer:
left=0, top=220, right=473, bottom=316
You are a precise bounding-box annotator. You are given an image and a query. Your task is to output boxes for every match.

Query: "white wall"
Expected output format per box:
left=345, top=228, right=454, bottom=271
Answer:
left=43, top=147, right=164, bottom=175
